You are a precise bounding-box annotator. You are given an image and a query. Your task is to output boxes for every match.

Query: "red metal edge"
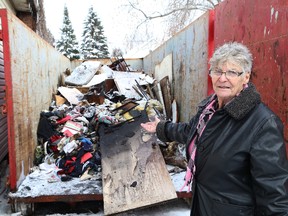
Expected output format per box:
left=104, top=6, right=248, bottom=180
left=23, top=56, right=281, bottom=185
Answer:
left=0, top=9, right=17, bottom=191
left=176, top=191, right=192, bottom=199
left=207, top=9, right=215, bottom=96
left=9, top=194, right=104, bottom=204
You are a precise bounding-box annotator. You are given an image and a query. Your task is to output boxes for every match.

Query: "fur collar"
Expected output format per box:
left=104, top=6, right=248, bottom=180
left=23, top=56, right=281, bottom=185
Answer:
left=224, top=82, right=261, bottom=120
left=199, top=83, right=261, bottom=120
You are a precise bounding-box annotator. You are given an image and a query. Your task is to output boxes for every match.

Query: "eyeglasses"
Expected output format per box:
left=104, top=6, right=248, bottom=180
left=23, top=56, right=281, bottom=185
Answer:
left=209, top=69, right=243, bottom=78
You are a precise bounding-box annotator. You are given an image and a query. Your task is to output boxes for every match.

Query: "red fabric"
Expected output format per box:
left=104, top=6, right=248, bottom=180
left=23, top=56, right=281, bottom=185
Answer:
left=49, top=135, right=63, bottom=143
left=56, top=115, right=72, bottom=124
left=80, top=152, right=93, bottom=164
left=62, top=129, right=74, bottom=137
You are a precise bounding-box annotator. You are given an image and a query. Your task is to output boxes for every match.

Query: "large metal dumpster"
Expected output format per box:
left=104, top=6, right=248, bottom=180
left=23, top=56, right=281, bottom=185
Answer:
left=1, top=0, right=288, bottom=214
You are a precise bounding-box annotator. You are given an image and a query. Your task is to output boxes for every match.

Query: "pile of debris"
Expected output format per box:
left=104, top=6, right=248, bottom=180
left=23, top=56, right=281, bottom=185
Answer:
left=34, top=58, right=186, bottom=183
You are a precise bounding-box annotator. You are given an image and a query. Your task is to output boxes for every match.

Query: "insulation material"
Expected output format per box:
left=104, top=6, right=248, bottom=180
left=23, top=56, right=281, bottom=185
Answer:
left=57, top=87, right=84, bottom=105
left=65, top=61, right=102, bottom=86
left=83, top=73, right=108, bottom=87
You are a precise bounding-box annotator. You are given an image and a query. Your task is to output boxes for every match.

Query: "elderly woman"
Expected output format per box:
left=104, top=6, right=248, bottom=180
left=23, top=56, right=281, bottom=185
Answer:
left=141, top=42, right=288, bottom=216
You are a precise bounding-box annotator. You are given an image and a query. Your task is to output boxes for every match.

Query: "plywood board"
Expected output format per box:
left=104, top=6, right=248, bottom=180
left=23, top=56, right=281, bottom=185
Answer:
left=114, top=77, right=142, bottom=100
left=160, top=76, right=172, bottom=120
left=99, top=111, right=177, bottom=215
left=154, top=53, right=173, bottom=84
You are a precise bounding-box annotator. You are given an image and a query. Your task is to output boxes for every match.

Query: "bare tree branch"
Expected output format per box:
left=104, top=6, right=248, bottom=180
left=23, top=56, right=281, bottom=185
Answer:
left=128, top=1, right=216, bottom=20
left=123, top=0, right=223, bottom=54
left=128, top=2, right=150, bottom=19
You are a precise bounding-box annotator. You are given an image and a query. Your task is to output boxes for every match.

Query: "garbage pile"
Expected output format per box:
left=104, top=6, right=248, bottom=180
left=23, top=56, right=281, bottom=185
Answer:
left=34, top=58, right=187, bottom=182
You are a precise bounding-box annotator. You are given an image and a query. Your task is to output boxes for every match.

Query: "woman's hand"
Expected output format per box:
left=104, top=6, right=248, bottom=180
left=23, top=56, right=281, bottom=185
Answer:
left=140, top=117, right=160, bottom=133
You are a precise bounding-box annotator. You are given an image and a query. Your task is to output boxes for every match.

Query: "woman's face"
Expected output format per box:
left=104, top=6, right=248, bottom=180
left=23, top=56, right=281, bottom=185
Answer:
left=211, top=62, right=250, bottom=107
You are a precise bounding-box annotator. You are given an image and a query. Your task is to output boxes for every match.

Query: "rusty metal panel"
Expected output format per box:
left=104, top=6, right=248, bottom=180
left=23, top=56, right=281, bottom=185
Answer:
left=143, top=12, right=210, bottom=122
left=214, top=0, right=288, bottom=148
left=2, top=10, right=72, bottom=189
left=0, top=39, right=8, bottom=162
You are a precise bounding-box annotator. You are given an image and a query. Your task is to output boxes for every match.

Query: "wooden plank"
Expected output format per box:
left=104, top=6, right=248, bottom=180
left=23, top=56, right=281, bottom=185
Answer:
left=160, top=76, right=172, bottom=120
left=99, top=111, right=177, bottom=215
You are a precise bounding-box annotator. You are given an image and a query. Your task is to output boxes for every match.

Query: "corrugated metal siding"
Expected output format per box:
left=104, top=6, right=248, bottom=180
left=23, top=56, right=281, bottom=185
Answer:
left=143, top=12, right=209, bottom=122
left=214, top=0, right=288, bottom=150
left=0, top=40, right=8, bottom=161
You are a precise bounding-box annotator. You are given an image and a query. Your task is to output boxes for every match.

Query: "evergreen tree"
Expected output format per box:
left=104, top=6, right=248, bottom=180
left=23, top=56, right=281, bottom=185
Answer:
left=111, top=48, right=124, bottom=57
left=81, top=6, right=109, bottom=59
left=55, top=5, right=80, bottom=60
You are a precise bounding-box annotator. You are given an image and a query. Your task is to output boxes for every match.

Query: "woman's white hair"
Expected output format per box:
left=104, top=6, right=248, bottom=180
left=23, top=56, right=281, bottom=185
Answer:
left=209, top=42, right=253, bottom=73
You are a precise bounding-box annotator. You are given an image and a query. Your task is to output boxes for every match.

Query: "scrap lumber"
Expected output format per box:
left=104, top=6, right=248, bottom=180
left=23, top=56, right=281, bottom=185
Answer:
left=159, top=76, right=172, bottom=120
left=99, top=111, right=177, bottom=215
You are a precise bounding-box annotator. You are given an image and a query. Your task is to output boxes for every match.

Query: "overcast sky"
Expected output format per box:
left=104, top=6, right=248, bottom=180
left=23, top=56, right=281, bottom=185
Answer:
left=43, top=0, right=167, bottom=56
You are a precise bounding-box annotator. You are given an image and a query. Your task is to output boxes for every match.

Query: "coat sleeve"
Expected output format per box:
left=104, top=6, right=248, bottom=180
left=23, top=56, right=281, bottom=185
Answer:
left=156, top=116, right=197, bottom=144
left=250, top=115, right=288, bottom=215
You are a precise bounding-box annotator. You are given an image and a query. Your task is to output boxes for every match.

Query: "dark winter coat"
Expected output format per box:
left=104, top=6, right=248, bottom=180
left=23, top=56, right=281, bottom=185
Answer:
left=156, top=83, right=288, bottom=216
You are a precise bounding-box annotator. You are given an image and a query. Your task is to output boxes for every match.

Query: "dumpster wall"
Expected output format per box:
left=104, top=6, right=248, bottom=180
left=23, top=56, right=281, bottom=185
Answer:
left=143, top=12, right=210, bottom=122
left=1, top=9, right=72, bottom=190
left=213, top=0, right=288, bottom=150
left=70, top=58, right=144, bottom=72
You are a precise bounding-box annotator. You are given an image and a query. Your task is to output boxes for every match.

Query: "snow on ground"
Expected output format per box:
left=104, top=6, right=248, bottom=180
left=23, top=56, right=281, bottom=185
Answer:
left=0, top=159, right=11, bottom=216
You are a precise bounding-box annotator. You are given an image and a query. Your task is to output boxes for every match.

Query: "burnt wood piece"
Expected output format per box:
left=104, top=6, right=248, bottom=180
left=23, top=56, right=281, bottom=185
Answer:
left=110, top=100, right=139, bottom=115
left=99, top=110, right=177, bottom=215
